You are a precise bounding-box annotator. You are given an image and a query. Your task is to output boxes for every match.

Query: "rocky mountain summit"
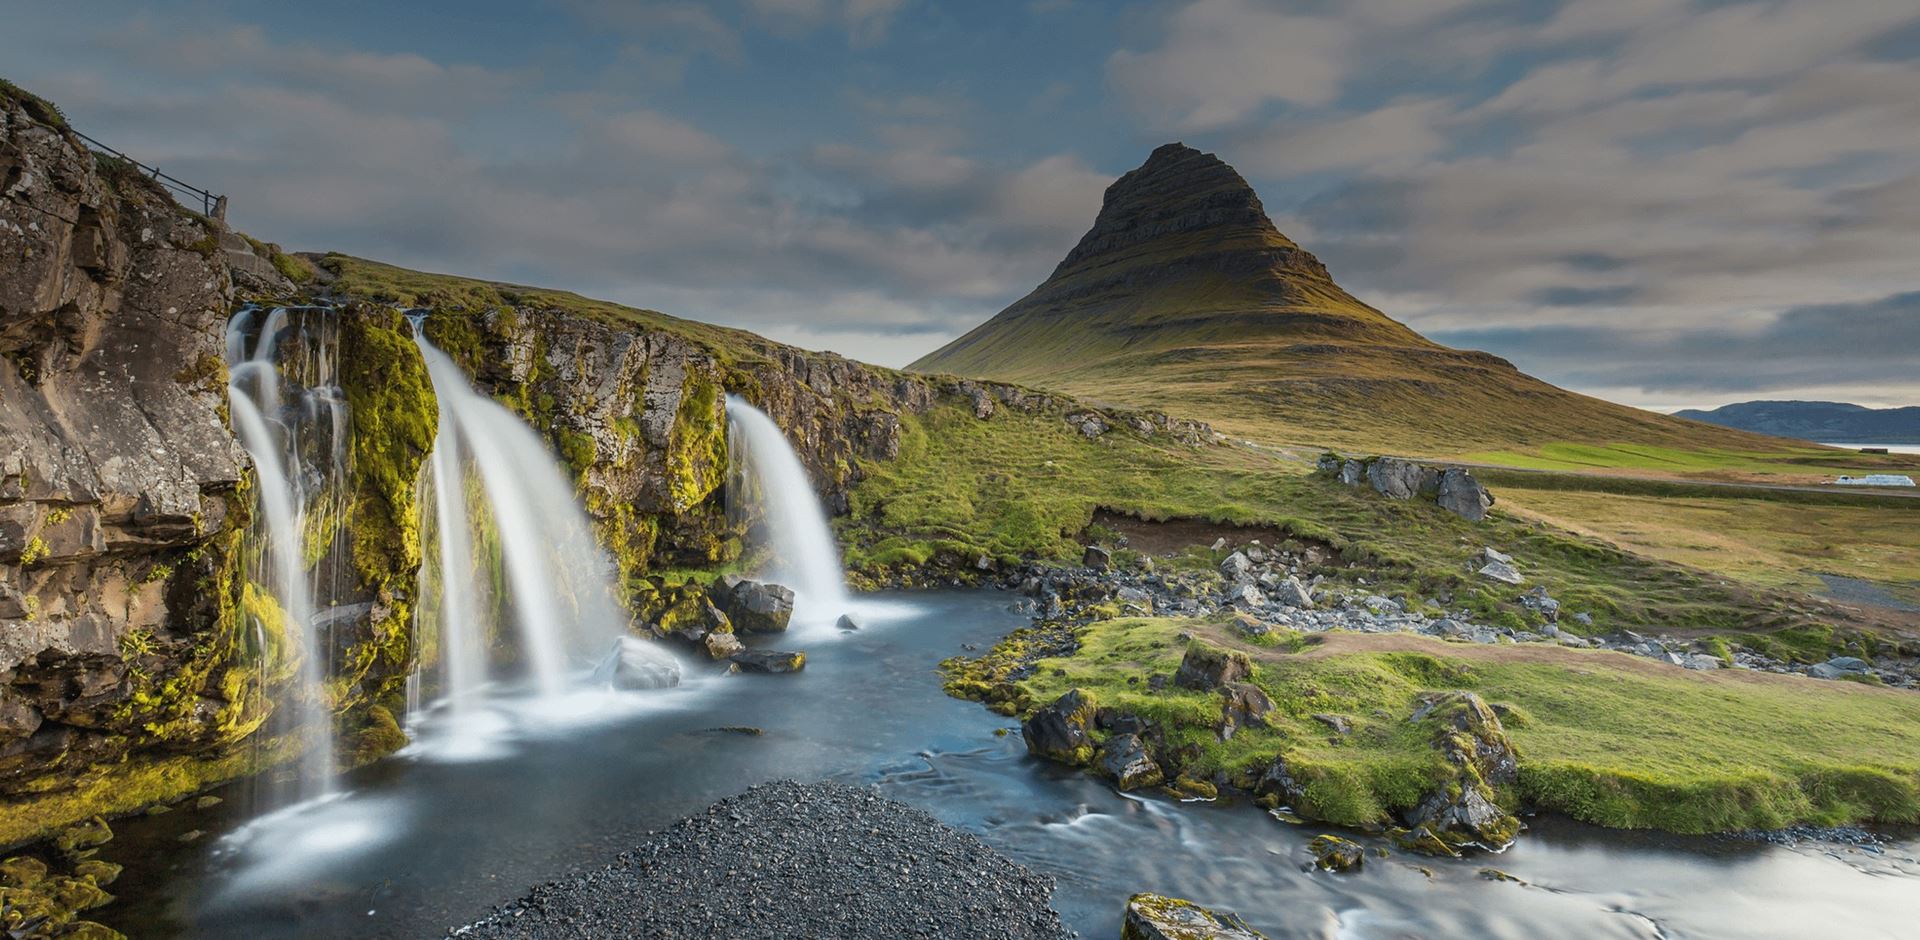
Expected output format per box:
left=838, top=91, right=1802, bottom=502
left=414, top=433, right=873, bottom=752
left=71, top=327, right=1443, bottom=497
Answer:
left=912, top=143, right=1799, bottom=455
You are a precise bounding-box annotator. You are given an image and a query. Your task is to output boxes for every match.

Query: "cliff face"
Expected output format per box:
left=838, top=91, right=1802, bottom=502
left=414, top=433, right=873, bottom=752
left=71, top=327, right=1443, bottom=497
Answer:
left=0, top=90, right=263, bottom=836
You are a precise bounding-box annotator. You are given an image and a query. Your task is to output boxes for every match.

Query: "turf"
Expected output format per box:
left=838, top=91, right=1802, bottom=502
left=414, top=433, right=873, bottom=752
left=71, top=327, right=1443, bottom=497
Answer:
left=846, top=402, right=1913, bottom=652
left=1004, top=617, right=1920, bottom=833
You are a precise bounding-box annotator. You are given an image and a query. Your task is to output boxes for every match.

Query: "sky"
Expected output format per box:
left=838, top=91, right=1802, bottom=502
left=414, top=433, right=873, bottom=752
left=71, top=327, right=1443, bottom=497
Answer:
left=7, top=0, right=1918, bottom=411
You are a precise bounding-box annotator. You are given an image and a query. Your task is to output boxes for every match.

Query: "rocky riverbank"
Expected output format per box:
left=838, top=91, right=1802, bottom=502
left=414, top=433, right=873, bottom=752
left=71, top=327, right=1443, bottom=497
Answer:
left=450, top=780, right=1074, bottom=940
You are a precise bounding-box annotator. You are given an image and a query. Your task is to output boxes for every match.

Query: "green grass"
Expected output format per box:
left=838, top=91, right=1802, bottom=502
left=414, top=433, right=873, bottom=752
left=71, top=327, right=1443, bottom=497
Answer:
left=847, top=402, right=1910, bottom=651
left=1463, top=442, right=1920, bottom=482
left=996, top=617, right=1920, bottom=833
left=318, top=254, right=788, bottom=367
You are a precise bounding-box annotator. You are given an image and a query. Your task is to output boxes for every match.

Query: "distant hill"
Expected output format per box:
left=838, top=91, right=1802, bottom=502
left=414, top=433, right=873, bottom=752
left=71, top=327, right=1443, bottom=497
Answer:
left=1674, top=401, right=1920, bottom=444
left=910, top=143, right=1800, bottom=456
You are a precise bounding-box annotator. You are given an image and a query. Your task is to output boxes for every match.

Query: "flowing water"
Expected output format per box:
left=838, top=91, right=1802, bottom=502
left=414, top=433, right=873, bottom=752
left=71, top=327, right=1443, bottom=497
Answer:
left=95, top=589, right=1919, bottom=938
left=726, top=396, right=853, bottom=628
left=223, top=306, right=349, bottom=803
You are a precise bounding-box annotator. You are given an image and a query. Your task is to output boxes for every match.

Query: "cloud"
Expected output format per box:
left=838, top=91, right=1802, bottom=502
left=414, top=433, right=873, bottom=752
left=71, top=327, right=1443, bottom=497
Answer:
left=1433, top=291, right=1920, bottom=402
left=1107, top=0, right=1350, bottom=131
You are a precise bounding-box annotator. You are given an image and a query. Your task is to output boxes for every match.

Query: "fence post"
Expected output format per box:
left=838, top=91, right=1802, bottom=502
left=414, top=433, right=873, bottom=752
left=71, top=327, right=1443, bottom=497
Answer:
left=212, top=195, right=228, bottom=223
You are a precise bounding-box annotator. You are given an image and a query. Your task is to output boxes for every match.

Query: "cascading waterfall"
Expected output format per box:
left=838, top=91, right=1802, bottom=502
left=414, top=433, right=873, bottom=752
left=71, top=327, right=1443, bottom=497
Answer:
left=724, top=396, right=850, bottom=624
left=224, top=306, right=348, bottom=802
left=409, top=319, right=677, bottom=731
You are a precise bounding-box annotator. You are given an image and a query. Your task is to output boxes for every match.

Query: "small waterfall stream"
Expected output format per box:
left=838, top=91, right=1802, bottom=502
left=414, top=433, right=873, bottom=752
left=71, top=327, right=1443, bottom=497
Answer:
left=410, top=321, right=679, bottom=743
left=724, top=396, right=852, bottom=627
left=223, top=306, right=348, bottom=802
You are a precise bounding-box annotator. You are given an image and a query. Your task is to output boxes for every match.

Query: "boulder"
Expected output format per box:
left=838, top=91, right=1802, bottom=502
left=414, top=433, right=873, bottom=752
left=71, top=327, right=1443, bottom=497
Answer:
left=1122, top=893, right=1270, bottom=940
left=1477, top=560, right=1525, bottom=585
left=1173, top=642, right=1252, bottom=691
left=702, top=631, right=745, bottom=660
left=1218, top=682, right=1274, bottom=740
left=592, top=637, right=682, bottom=690
left=1084, top=545, right=1113, bottom=571
left=1209, top=537, right=1229, bottom=553
left=1096, top=733, right=1164, bottom=791
left=1824, top=656, right=1870, bottom=674
left=1220, top=551, right=1254, bottom=581
left=1115, top=586, right=1154, bottom=614
left=834, top=613, right=862, bottom=631
left=1254, top=756, right=1306, bottom=807
left=1227, top=584, right=1267, bottom=609
left=728, top=650, right=806, bottom=674
left=1307, top=834, right=1365, bottom=873
left=1022, top=689, right=1097, bottom=765
left=718, top=579, right=796, bottom=634
left=1366, top=458, right=1440, bottom=501
left=1272, top=577, right=1315, bottom=609
left=1435, top=468, right=1495, bottom=521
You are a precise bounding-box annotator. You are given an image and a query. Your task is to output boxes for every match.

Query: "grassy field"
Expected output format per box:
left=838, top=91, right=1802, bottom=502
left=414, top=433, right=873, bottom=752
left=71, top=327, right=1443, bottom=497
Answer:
left=1459, top=441, right=1920, bottom=483
left=1494, top=486, right=1920, bottom=599
left=977, top=616, right=1920, bottom=833
left=845, top=402, right=1914, bottom=655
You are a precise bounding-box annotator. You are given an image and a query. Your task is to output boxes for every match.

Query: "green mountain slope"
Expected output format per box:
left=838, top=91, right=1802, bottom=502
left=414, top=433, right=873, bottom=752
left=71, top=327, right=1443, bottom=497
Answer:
left=911, top=143, right=1801, bottom=457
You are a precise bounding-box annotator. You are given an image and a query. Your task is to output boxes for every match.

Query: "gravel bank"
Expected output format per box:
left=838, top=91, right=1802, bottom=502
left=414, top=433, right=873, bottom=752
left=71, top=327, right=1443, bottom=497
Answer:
left=451, top=780, right=1074, bottom=939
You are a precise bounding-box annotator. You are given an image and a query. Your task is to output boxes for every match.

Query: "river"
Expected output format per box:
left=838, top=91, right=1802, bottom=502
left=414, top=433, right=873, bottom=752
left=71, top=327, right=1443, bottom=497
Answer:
left=98, top=591, right=1918, bottom=939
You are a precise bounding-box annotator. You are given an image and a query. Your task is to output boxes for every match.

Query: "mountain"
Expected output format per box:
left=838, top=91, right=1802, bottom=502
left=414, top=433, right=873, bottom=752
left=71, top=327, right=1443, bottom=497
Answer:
left=911, top=143, right=1795, bottom=456
left=1673, top=401, right=1920, bottom=444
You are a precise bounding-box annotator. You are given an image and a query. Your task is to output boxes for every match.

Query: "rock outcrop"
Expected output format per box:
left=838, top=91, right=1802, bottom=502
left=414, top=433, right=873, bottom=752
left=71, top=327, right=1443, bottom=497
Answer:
left=0, top=87, right=265, bottom=842
left=1318, top=454, right=1495, bottom=522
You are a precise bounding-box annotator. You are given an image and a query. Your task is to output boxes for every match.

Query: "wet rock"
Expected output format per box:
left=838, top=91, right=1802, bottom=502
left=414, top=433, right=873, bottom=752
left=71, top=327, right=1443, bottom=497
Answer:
left=1121, top=893, right=1270, bottom=940
left=1173, top=642, right=1252, bottom=691
left=703, top=631, right=745, bottom=660
left=718, top=579, right=796, bottom=634
left=1390, top=826, right=1460, bottom=858
left=1022, top=689, right=1097, bottom=765
left=1096, top=733, right=1164, bottom=791
left=53, top=817, right=112, bottom=859
left=1307, top=834, right=1365, bottom=872
left=834, top=613, right=862, bottom=631
left=728, top=650, right=806, bottom=674
left=591, top=637, right=683, bottom=690
left=1254, top=757, right=1306, bottom=807
left=1084, top=545, right=1113, bottom=571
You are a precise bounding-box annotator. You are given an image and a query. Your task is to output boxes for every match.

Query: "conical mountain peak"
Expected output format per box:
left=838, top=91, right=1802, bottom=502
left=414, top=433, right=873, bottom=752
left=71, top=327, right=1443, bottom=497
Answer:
left=1053, top=142, right=1297, bottom=277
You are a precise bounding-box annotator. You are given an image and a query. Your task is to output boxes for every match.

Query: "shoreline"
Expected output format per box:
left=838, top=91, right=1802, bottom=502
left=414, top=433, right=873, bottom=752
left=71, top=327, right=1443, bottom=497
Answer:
left=449, top=779, right=1075, bottom=939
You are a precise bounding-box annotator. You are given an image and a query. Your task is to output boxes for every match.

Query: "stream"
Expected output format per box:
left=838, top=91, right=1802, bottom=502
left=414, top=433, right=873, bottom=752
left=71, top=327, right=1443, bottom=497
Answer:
left=98, top=591, right=1919, bottom=939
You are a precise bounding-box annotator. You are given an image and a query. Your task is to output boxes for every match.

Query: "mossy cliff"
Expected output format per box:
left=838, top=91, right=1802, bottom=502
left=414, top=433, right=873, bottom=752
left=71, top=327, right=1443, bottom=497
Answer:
left=0, top=86, right=267, bottom=845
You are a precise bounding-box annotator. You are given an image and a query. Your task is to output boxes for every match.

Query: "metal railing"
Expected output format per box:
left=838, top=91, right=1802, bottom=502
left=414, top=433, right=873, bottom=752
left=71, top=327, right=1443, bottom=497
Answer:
left=68, top=127, right=225, bottom=220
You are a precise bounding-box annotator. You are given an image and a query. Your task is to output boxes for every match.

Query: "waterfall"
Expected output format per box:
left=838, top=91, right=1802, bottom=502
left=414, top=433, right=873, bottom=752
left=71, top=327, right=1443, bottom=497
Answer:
left=224, top=306, right=346, bottom=802
left=410, top=324, right=677, bottom=715
left=724, top=396, right=850, bottom=625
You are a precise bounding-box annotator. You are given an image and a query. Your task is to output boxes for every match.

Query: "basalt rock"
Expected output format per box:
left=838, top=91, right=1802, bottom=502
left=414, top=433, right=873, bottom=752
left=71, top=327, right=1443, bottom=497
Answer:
left=1319, top=454, right=1495, bottom=522
left=717, top=579, right=796, bottom=634
left=728, top=650, right=806, bottom=674
left=1307, top=834, right=1365, bottom=873
left=1122, top=893, right=1269, bottom=940
left=1022, top=689, right=1097, bottom=765
left=1401, top=691, right=1522, bottom=849
left=1173, top=642, right=1252, bottom=691
left=1095, top=733, right=1164, bottom=791
left=1217, top=682, right=1274, bottom=740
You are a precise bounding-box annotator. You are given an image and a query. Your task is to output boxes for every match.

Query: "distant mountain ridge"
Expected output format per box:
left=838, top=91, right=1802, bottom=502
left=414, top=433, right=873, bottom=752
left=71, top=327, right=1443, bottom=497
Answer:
left=911, top=143, right=1798, bottom=456
left=1674, top=401, right=1920, bottom=444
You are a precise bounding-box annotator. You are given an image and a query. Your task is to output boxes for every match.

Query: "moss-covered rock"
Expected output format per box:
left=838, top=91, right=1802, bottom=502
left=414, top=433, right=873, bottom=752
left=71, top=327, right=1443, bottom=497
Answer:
left=1307, top=834, right=1365, bottom=873
left=1122, top=892, right=1269, bottom=940
left=1021, top=689, right=1097, bottom=766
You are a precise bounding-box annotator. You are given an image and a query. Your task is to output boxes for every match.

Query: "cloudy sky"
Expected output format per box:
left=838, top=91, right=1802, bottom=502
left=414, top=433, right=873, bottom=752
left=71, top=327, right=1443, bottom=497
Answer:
left=8, top=0, right=1918, bottom=410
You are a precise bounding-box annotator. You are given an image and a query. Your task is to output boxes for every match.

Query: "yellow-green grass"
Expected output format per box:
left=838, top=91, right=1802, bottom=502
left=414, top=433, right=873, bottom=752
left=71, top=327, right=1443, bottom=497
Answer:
left=1495, top=487, right=1920, bottom=598
left=315, top=254, right=792, bottom=368
left=846, top=402, right=1913, bottom=652
left=1461, top=441, right=1920, bottom=483
left=1006, top=616, right=1920, bottom=833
